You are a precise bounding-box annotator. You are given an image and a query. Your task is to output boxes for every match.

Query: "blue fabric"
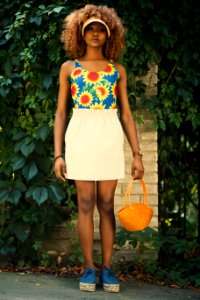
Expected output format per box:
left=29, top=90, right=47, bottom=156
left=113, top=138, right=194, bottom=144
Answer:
left=99, top=267, right=119, bottom=285
left=80, top=268, right=96, bottom=284
left=70, top=60, right=119, bottom=109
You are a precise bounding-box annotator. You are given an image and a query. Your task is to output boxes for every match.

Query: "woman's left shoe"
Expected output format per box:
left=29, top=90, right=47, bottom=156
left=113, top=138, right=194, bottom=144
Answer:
left=99, top=267, right=120, bottom=293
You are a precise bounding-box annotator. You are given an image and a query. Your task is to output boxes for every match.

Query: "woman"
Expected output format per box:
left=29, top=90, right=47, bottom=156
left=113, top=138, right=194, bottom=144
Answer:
left=54, top=4, right=144, bottom=293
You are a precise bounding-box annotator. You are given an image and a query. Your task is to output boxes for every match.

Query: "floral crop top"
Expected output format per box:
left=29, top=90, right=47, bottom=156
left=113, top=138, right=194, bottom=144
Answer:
left=70, top=60, right=119, bottom=109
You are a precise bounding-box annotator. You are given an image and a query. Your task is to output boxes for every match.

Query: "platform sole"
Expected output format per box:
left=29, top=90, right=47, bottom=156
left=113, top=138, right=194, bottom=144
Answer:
left=102, top=283, right=120, bottom=293
left=79, top=282, right=96, bottom=292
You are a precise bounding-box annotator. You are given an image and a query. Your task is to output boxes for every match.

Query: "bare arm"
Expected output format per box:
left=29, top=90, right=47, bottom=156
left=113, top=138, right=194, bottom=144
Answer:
left=116, top=63, right=144, bottom=179
left=53, top=61, right=73, bottom=181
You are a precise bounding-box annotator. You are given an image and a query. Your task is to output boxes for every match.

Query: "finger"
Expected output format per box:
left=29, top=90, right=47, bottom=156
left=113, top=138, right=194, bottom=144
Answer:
left=138, top=170, right=144, bottom=179
left=133, top=169, right=139, bottom=179
left=58, top=173, right=66, bottom=182
left=62, top=164, right=67, bottom=179
left=135, top=168, right=144, bottom=179
left=131, top=166, right=136, bottom=176
left=55, top=168, right=66, bottom=182
left=60, top=176, right=66, bottom=182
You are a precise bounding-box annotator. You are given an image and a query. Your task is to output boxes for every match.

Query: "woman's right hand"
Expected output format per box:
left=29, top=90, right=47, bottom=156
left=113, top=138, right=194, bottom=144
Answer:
left=54, top=157, right=67, bottom=182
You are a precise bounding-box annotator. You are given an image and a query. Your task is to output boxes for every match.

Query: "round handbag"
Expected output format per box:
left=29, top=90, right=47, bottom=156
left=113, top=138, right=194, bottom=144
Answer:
left=117, top=177, right=153, bottom=231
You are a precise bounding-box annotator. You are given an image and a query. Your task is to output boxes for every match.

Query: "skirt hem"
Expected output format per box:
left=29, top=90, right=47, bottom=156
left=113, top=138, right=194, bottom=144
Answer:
left=66, top=176, right=125, bottom=181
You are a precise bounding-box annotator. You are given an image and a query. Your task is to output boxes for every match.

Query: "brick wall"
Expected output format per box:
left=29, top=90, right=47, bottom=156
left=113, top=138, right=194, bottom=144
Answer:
left=94, top=65, right=158, bottom=239
left=44, top=65, right=158, bottom=254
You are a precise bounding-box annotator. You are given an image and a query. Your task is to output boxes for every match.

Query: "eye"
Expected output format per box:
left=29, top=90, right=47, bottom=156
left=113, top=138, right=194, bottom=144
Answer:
left=85, top=25, right=93, bottom=32
left=99, top=27, right=106, bottom=33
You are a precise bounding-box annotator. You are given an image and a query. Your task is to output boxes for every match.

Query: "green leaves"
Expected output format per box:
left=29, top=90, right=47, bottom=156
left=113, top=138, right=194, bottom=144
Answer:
left=0, top=184, right=23, bottom=204
left=43, top=74, right=53, bottom=89
left=36, top=125, right=50, bottom=141
left=32, top=187, right=48, bottom=205
left=21, top=141, right=35, bottom=157
left=49, top=184, right=64, bottom=204
left=26, top=183, right=64, bottom=205
left=8, top=189, right=22, bottom=205
left=53, top=6, right=65, bottom=14
left=22, top=161, right=38, bottom=180
left=11, top=123, right=53, bottom=188
left=37, top=4, right=66, bottom=16
left=29, top=16, right=42, bottom=26
left=0, top=179, right=25, bottom=197
left=14, top=223, right=30, bottom=242
left=0, top=0, right=75, bottom=265
left=0, top=188, right=9, bottom=200
left=0, top=237, right=16, bottom=256
left=118, top=0, right=200, bottom=253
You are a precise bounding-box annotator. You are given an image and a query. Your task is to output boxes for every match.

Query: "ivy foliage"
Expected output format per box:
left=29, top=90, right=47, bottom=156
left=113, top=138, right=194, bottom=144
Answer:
left=116, top=0, right=200, bottom=240
left=0, top=0, right=77, bottom=263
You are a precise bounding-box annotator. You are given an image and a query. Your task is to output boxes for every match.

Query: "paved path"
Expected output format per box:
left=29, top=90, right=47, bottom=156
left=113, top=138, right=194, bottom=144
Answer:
left=0, top=272, right=200, bottom=300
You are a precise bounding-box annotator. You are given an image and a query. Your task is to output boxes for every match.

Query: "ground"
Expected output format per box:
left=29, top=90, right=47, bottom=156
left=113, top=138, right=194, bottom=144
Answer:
left=0, top=272, right=200, bottom=300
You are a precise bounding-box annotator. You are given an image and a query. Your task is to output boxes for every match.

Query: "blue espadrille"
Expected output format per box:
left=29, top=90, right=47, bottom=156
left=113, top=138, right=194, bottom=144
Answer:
left=99, top=267, right=120, bottom=293
left=80, top=268, right=96, bottom=292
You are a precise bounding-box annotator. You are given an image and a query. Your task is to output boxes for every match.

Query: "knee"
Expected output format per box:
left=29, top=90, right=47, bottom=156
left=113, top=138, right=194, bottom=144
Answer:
left=78, top=194, right=95, bottom=214
left=97, top=196, right=114, bottom=215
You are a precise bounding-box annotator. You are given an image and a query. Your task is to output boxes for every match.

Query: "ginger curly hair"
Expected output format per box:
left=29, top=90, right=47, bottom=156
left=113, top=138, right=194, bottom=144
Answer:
left=61, top=4, right=126, bottom=61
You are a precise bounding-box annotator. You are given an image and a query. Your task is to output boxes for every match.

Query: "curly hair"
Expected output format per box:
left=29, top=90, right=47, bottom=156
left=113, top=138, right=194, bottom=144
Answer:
left=61, top=4, right=126, bottom=61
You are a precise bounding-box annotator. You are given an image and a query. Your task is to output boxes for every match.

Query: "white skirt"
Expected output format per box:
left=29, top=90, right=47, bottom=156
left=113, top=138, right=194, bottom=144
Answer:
left=65, top=108, right=124, bottom=181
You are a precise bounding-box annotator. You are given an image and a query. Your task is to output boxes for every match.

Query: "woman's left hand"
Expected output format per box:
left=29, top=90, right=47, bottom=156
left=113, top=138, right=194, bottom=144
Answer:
left=132, top=156, right=144, bottom=179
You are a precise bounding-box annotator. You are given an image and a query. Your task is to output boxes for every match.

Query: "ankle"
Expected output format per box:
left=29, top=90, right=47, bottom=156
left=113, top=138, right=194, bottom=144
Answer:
left=84, top=263, right=95, bottom=269
left=102, top=265, right=111, bottom=270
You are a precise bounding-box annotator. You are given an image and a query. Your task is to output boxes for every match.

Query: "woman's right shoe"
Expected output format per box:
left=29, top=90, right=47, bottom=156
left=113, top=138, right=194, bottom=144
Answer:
left=79, top=268, right=96, bottom=292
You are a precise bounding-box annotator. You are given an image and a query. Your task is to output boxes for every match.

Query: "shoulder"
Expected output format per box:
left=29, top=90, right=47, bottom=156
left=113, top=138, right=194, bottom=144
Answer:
left=114, top=62, right=127, bottom=78
left=60, top=60, right=75, bottom=77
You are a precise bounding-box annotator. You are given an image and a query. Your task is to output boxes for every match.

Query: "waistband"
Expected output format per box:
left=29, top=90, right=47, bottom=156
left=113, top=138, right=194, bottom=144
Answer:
left=72, top=108, right=118, bottom=116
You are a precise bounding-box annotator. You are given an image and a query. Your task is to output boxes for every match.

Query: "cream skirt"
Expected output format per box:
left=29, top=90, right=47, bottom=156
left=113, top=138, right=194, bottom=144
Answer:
left=65, top=108, right=124, bottom=181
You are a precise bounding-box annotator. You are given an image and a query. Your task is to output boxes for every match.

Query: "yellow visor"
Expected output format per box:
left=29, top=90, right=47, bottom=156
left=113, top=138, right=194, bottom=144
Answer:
left=82, top=17, right=110, bottom=38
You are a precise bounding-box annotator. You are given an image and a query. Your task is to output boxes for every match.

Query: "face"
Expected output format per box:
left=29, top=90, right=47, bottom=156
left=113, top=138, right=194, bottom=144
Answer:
left=84, top=22, right=107, bottom=47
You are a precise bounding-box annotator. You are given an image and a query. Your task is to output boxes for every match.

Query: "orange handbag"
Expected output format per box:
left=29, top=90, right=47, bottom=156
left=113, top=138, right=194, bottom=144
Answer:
left=117, top=177, right=153, bottom=231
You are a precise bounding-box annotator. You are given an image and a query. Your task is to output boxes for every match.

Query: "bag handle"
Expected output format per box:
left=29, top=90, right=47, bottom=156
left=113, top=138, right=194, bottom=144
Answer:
left=123, top=176, right=148, bottom=208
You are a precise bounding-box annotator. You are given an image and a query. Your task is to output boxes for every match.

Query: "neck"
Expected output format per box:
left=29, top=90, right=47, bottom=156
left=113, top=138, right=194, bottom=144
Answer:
left=83, top=47, right=105, bottom=60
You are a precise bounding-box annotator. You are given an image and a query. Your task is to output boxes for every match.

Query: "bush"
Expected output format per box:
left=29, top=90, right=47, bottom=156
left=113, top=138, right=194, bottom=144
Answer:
left=0, top=0, right=77, bottom=265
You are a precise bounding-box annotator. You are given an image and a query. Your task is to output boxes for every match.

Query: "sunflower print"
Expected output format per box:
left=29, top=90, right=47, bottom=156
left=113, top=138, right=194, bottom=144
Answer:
left=95, top=85, right=109, bottom=101
left=70, top=60, right=119, bottom=109
left=109, top=102, right=117, bottom=109
left=84, top=71, right=101, bottom=85
left=90, top=103, right=106, bottom=109
left=112, top=82, right=118, bottom=100
left=71, top=83, right=79, bottom=99
left=71, top=68, right=83, bottom=79
left=103, top=63, right=115, bottom=75
left=78, top=91, right=93, bottom=107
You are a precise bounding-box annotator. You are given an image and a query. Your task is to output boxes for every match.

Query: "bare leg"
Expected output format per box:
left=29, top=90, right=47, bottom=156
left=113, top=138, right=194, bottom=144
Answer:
left=75, top=180, right=96, bottom=269
left=96, top=180, right=118, bottom=268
